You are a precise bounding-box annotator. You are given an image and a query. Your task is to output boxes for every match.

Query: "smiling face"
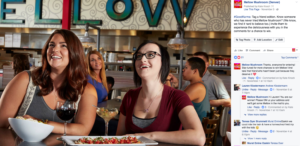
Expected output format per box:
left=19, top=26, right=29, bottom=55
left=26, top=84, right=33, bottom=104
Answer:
left=46, top=34, right=69, bottom=70
left=135, top=43, right=162, bottom=81
left=182, top=61, right=195, bottom=81
left=89, top=54, right=102, bottom=71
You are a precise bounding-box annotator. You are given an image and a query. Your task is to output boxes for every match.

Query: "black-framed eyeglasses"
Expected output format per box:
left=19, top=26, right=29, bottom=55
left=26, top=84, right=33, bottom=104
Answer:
left=134, top=51, right=161, bottom=60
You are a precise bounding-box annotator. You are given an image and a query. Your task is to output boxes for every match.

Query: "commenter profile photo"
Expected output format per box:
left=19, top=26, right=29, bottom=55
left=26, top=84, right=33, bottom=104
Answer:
left=234, top=84, right=241, bottom=91
left=234, top=119, right=241, bottom=126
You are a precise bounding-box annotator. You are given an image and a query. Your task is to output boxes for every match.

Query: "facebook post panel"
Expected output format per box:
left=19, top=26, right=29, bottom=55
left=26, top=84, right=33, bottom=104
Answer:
left=232, top=0, right=299, bottom=145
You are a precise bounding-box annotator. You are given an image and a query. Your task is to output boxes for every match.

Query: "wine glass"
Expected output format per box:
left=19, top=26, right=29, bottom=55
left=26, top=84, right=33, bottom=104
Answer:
left=96, top=107, right=118, bottom=136
left=56, top=101, right=77, bottom=137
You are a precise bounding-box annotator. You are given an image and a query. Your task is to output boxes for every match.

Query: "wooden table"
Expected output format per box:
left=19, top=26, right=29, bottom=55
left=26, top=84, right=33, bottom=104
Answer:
left=0, top=128, right=189, bottom=146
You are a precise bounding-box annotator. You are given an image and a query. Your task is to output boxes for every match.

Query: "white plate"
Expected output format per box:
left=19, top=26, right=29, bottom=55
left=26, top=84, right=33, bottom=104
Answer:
left=62, top=136, right=158, bottom=146
left=226, top=132, right=231, bottom=143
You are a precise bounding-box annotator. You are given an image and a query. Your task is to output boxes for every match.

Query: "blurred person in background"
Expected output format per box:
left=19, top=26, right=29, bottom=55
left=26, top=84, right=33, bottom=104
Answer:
left=28, top=54, right=35, bottom=67
left=168, top=52, right=231, bottom=107
left=0, top=29, right=97, bottom=135
left=116, top=41, right=205, bottom=145
left=86, top=51, right=109, bottom=103
left=12, top=54, right=30, bottom=76
left=106, top=76, right=115, bottom=100
left=167, top=57, right=210, bottom=122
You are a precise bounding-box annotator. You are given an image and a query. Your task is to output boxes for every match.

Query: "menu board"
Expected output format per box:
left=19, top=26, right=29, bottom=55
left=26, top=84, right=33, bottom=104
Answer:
left=13, top=33, right=21, bottom=48
left=5, top=33, right=12, bottom=47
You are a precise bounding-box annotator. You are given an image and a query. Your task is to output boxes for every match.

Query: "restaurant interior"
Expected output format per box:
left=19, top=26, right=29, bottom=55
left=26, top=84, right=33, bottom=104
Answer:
left=0, top=0, right=232, bottom=145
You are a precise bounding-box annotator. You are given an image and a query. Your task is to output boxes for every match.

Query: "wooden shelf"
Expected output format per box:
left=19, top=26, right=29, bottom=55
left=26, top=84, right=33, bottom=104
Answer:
left=0, top=47, right=42, bottom=54
left=1, top=47, right=42, bottom=50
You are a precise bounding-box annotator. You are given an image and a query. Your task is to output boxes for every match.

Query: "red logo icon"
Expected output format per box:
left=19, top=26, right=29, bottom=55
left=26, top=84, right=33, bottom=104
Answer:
left=238, top=56, right=241, bottom=59
left=242, top=95, right=246, bottom=100
left=292, top=48, right=295, bottom=52
left=253, top=73, right=256, bottom=76
left=234, top=63, right=241, bottom=70
left=234, top=0, right=242, bottom=8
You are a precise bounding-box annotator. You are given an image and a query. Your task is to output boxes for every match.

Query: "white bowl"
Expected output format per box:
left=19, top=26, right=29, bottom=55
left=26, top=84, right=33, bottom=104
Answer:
left=8, top=118, right=54, bottom=142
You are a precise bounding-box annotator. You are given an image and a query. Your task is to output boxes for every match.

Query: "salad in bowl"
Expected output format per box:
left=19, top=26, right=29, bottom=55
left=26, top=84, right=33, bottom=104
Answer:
left=8, top=117, right=54, bottom=142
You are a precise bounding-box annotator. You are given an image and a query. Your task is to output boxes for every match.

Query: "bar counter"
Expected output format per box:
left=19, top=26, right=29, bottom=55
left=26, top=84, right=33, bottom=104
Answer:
left=0, top=128, right=192, bottom=146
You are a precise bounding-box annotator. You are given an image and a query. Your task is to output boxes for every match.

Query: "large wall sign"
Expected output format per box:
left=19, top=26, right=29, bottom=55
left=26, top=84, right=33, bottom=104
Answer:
left=140, top=0, right=166, bottom=27
left=73, top=0, right=102, bottom=25
left=35, top=0, right=61, bottom=24
left=0, top=0, right=26, bottom=24
left=170, top=0, right=196, bottom=27
left=0, top=0, right=231, bottom=31
left=106, top=0, right=133, bottom=21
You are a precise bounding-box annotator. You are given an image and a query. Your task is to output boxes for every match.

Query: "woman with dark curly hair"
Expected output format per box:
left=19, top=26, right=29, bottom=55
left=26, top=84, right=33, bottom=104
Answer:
left=0, top=29, right=97, bottom=135
left=12, top=53, right=30, bottom=76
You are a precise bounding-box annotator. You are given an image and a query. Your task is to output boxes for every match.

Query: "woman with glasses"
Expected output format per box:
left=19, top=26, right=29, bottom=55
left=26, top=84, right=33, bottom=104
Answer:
left=86, top=51, right=109, bottom=103
left=116, top=41, right=205, bottom=145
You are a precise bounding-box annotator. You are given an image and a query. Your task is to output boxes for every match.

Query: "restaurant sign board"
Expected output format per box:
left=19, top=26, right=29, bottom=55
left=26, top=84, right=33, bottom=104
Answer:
left=0, top=0, right=231, bottom=31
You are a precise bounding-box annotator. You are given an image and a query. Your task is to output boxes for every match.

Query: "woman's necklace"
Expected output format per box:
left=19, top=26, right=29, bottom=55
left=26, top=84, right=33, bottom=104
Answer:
left=143, top=95, right=158, bottom=113
left=142, top=87, right=163, bottom=113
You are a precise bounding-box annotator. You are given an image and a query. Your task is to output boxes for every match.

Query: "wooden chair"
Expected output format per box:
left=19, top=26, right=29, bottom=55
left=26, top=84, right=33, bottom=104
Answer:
left=202, top=117, right=220, bottom=146
left=210, top=106, right=224, bottom=120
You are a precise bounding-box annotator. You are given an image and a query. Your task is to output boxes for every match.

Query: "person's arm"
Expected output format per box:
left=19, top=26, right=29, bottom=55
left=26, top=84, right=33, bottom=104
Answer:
left=22, top=83, right=98, bottom=135
left=0, top=71, right=29, bottom=128
left=210, top=98, right=231, bottom=107
left=0, top=128, right=17, bottom=146
left=48, top=83, right=97, bottom=135
left=208, top=78, right=231, bottom=107
left=103, top=96, right=108, bottom=101
left=184, top=83, right=206, bottom=103
left=214, top=79, right=230, bottom=99
left=167, top=73, right=179, bottom=89
left=116, top=113, right=127, bottom=135
left=165, top=80, right=171, bottom=86
left=164, top=75, right=171, bottom=87
left=128, top=106, right=205, bottom=146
